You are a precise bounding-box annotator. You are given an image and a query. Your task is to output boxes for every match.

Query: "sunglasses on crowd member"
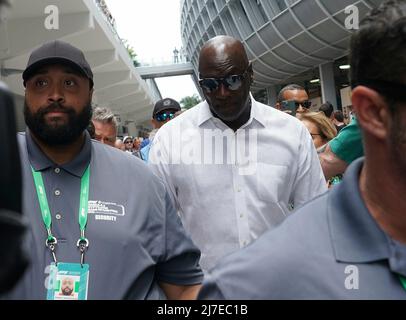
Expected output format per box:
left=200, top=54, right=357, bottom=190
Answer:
left=155, top=111, right=176, bottom=122
left=125, top=140, right=133, bottom=144
left=282, top=100, right=312, bottom=109
left=198, top=68, right=250, bottom=94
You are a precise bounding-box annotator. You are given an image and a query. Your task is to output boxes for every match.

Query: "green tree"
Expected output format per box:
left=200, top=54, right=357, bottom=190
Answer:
left=180, top=94, right=201, bottom=110
left=122, top=39, right=140, bottom=67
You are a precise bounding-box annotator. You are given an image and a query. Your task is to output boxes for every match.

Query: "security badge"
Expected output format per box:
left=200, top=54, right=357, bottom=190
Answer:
left=47, top=263, right=90, bottom=300
left=31, top=165, right=92, bottom=300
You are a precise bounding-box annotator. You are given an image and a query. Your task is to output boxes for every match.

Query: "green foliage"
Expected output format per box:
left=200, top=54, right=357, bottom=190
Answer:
left=180, top=94, right=202, bottom=109
left=122, top=39, right=140, bottom=67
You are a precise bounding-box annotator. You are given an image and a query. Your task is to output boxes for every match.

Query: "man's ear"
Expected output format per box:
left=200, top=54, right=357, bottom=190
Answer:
left=89, top=87, right=94, bottom=101
left=352, top=86, right=391, bottom=140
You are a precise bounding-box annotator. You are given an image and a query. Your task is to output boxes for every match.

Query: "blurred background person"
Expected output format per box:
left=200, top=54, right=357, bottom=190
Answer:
left=140, top=98, right=181, bottom=162
left=319, top=101, right=334, bottom=120
left=132, top=137, right=142, bottom=158
left=319, top=116, right=363, bottom=180
left=332, top=110, right=347, bottom=133
left=276, top=84, right=312, bottom=118
left=300, top=112, right=337, bottom=153
left=114, top=138, right=125, bottom=151
left=92, top=106, right=117, bottom=147
left=122, top=136, right=134, bottom=154
left=300, top=112, right=342, bottom=186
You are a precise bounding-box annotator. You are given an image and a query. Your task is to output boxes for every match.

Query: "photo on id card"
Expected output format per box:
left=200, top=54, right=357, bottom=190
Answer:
left=47, top=263, right=89, bottom=300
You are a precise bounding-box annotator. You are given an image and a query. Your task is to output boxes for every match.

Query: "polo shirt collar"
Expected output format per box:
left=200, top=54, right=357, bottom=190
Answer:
left=26, top=128, right=92, bottom=178
left=197, top=93, right=266, bottom=128
left=328, top=158, right=391, bottom=263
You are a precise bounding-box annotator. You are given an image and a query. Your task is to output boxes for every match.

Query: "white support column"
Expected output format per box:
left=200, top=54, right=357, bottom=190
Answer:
left=319, top=62, right=337, bottom=109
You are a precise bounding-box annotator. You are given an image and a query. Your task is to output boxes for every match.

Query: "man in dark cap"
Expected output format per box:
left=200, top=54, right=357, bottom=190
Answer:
left=5, top=40, right=203, bottom=300
left=140, top=97, right=181, bottom=162
left=151, top=97, right=181, bottom=129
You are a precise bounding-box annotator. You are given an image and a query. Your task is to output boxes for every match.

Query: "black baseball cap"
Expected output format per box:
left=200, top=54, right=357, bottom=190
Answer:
left=23, top=40, right=93, bottom=88
left=152, top=98, right=181, bottom=118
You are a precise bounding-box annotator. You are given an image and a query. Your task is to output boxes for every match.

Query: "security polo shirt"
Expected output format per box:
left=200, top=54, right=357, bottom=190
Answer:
left=199, top=158, right=406, bottom=299
left=6, top=130, right=203, bottom=299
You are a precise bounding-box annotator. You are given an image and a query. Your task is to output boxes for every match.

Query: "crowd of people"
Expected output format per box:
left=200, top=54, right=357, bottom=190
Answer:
left=1, top=0, right=406, bottom=300
left=87, top=97, right=183, bottom=162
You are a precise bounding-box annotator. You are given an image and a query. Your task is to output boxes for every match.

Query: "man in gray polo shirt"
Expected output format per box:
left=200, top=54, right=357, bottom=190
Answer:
left=199, top=0, right=406, bottom=299
left=5, top=40, right=203, bottom=300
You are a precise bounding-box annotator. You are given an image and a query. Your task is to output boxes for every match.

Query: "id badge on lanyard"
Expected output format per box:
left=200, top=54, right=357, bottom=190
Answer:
left=31, top=165, right=91, bottom=300
left=47, top=263, right=89, bottom=300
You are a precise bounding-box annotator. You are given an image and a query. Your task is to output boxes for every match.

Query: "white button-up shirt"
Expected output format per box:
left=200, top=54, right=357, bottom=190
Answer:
left=149, top=97, right=327, bottom=270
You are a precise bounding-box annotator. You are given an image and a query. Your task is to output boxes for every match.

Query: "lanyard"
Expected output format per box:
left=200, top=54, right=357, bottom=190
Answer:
left=31, top=165, right=90, bottom=266
left=400, top=276, right=406, bottom=292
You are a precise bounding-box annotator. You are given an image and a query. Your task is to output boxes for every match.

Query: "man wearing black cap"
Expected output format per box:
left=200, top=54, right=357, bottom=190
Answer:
left=151, top=98, right=181, bottom=130
left=6, top=40, right=203, bottom=300
left=140, top=97, right=181, bottom=162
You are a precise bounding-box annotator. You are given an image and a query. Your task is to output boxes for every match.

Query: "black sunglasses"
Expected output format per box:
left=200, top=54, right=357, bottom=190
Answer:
left=283, top=100, right=312, bottom=109
left=199, top=69, right=250, bottom=93
left=155, top=112, right=175, bottom=122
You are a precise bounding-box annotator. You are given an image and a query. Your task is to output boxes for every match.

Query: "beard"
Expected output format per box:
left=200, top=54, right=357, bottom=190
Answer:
left=62, top=286, right=73, bottom=296
left=24, top=100, right=92, bottom=146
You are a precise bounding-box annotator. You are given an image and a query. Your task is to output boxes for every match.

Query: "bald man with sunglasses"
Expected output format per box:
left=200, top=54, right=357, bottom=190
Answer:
left=149, top=36, right=327, bottom=271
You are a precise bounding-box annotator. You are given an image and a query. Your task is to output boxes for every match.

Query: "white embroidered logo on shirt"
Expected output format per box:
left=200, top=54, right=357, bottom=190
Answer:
left=88, top=201, right=125, bottom=222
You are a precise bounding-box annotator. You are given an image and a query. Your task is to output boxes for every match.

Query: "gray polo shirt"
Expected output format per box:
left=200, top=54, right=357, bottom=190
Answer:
left=199, top=158, right=406, bottom=299
left=6, top=130, right=203, bottom=300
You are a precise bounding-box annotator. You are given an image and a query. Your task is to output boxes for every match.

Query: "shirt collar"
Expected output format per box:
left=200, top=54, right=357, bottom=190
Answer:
left=26, top=128, right=92, bottom=178
left=197, top=94, right=266, bottom=129
left=249, top=95, right=266, bottom=128
left=197, top=100, right=213, bottom=127
left=328, top=158, right=391, bottom=263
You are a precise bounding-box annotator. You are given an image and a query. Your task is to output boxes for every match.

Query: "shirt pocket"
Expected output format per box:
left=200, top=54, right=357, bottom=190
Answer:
left=256, top=163, right=288, bottom=204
